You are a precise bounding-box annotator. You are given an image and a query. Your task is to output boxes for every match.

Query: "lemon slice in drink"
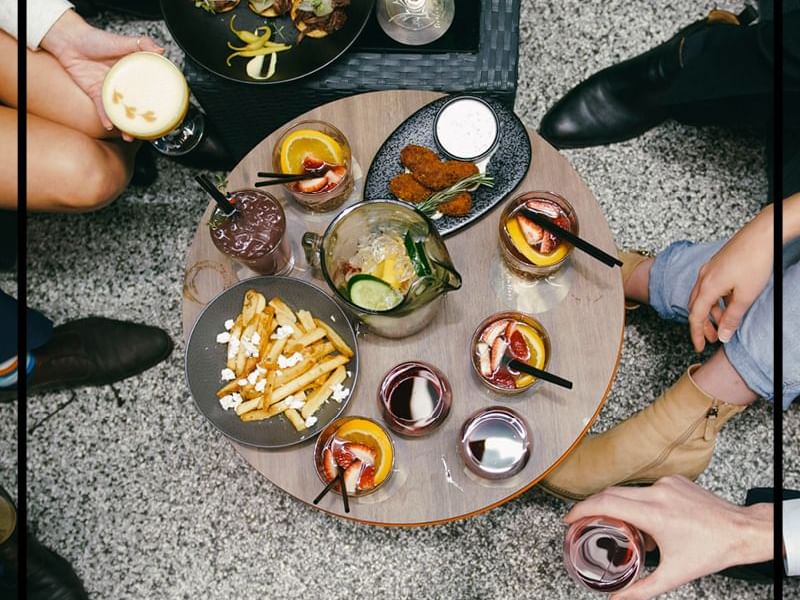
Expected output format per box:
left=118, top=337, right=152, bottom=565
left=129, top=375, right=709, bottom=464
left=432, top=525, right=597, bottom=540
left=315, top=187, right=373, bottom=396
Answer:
left=514, top=323, right=547, bottom=388
left=279, top=129, right=344, bottom=174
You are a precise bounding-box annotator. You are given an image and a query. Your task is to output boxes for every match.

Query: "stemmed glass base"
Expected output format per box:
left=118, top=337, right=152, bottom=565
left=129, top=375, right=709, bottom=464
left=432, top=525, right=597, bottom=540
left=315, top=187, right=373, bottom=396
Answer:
left=377, top=0, right=455, bottom=46
left=150, top=104, right=205, bottom=157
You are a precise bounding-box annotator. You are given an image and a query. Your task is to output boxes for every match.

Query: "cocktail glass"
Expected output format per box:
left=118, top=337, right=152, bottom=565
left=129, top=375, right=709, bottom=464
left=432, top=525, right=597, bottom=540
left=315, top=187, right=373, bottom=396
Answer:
left=564, top=516, right=645, bottom=593
left=499, top=191, right=580, bottom=279
left=376, top=0, right=455, bottom=46
left=101, top=52, right=204, bottom=156
left=271, top=120, right=354, bottom=213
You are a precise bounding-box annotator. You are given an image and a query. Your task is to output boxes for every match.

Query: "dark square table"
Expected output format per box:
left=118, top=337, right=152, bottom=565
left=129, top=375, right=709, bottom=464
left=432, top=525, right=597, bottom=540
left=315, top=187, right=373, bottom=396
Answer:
left=183, top=0, right=521, bottom=161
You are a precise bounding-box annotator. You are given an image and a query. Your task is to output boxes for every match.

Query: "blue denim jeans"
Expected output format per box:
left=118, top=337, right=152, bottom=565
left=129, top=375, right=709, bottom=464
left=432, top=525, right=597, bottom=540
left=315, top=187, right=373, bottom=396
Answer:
left=649, top=238, right=797, bottom=409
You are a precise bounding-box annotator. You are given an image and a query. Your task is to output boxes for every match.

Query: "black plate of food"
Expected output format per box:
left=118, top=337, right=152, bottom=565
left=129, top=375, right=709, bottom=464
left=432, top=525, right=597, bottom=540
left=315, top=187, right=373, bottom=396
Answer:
left=185, top=276, right=359, bottom=448
left=160, top=0, right=374, bottom=84
left=363, top=94, right=532, bottom=238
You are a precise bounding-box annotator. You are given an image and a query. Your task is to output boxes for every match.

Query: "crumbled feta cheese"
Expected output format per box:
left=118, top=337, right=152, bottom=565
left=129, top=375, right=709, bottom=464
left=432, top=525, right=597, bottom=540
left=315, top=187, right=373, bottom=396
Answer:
left=240, top=336, right=259, bottom=358
left=237, top=378, right=248, bottom=386
left=331, top=383, right=350, bottom=403
left=277, top=352, right=304, bottom=369
left=219, top=392, right=243, bottom=411
left=227, top=337, right=240, bottom=359
left=271, top=325, right=294, bottom=340
left=256, top=366, right=267, bottom=375
left=255, top=379, right=267, bottom=393
left=251, top=332, right=261, bottom=346
left=216, top=332, right=231, bottom=344
left=346, top=371, right=352, bottom=378
left=287, top=396, right=306, bottom=410
left=247, top=370, right=259, bottom=385
left=221, top=368, right=235, bottom=381
left=224, top=319, right=235, bottom=331
left=304, top=416, right=318, bottom=428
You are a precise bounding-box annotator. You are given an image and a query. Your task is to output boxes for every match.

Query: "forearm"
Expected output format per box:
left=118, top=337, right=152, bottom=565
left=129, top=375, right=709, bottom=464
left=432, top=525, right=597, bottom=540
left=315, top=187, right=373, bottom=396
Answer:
left=39, top=7, right=87, bottom=58
left=729, top=502, right=773, bottom=567
left=784, top=194, right=800, bottom=244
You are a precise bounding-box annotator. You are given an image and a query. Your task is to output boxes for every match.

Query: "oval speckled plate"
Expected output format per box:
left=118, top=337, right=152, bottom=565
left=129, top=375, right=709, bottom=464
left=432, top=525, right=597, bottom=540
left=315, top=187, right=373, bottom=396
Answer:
left=363, top=94, right=532, bottom=238
left=185, top=276, right=358, bottom=449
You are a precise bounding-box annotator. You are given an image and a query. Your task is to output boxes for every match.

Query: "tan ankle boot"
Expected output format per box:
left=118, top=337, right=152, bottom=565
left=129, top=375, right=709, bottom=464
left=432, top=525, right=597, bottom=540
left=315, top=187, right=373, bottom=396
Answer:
left=619, top=249, right=653, bottom=310
left=539, top=365, right=746, bottom=501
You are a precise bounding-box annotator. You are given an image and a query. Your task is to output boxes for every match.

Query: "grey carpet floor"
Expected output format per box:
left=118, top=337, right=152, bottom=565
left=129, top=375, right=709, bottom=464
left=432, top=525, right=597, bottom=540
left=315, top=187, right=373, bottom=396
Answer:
left=2, top=1, right=787, bottom=598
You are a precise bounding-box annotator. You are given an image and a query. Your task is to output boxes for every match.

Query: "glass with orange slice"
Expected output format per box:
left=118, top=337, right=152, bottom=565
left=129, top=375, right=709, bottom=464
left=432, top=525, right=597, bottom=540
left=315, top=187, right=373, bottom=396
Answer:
left=272, top=120, right=353, bottom=212
left=498, top=191, right=579, bottom=278
left=470, top=311, right=551, bottom=395
left=313, top=416, right=395, bottom=497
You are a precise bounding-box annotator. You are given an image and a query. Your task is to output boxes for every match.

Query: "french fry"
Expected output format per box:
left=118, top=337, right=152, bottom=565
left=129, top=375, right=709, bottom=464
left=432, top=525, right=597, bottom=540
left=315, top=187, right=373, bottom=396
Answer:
left=313, top=318, right=354, bottom=358
left=285, top=328, right=325, bottom=352
left=258, top=311, right=272, bottom=357
left=273, top=357, right=315, bottom=388
left=301, top=366, right=347, bottom=419
left=258, top=370, right=277, bottom=410
left=241, top=290, right=262, bottom=325
left=284, top=408, right=306, bottom=431
left=244, top=357, right=258, bottom=374
left=226, top=316, right=243, bottom=370
left=216, top=380, right=240, bottom=398
left=269, top=355, right=349, bottom=404
left=235, top=397, right=260, bottom=416
left=266, top=391, right=304, bottom=417
left=241, top=386, right=262, bottom=401
left=263, top=335, right=288, bottom=367
left=273, top=342, right=335, bottom=387
left=269, top=298, right=296, bottom=322
left=241, top=409, right=271, bottom=422
left=297, top=309, right=315, bottom=332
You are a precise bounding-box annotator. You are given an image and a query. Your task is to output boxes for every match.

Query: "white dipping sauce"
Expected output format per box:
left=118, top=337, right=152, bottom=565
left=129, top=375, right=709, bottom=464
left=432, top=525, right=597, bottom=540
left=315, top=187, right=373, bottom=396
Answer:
left=435, top=98, right=498, bottom=160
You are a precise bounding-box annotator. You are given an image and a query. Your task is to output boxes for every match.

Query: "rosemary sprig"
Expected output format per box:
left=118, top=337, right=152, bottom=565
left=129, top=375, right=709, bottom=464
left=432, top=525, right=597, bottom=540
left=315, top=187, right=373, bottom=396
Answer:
left=416, top=173, right=495, bottom=217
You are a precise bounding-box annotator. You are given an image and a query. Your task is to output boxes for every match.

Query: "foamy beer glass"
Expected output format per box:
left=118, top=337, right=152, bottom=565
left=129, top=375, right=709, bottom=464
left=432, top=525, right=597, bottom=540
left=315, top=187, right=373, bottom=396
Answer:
left=101, top=52, right=204, bottom=156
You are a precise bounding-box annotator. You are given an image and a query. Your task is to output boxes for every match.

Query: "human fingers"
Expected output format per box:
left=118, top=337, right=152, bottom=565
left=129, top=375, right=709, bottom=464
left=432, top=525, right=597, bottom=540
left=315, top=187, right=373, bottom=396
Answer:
left=93, top=94, right=114, bottom=131
left=122, top=132, right=135, bottom=142
left=688, top=288, right=719, bottom=352
left=610, top=567, right=679, bottom=600
left=137, top=36, right=165, bottom=54
left=716, top=298, right=748, bottom=343
left=703, top=316, right=718, bottom=345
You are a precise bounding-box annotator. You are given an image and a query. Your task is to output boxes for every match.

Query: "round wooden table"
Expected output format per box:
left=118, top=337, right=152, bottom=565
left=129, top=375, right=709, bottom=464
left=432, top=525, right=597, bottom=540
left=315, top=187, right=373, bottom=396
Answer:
left=182, top=90, right=624, bottom=527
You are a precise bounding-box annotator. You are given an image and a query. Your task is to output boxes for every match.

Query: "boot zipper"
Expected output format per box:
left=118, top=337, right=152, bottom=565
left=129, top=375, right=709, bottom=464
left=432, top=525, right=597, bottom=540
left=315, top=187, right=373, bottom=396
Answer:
left=629, top=408, right=712, bottom=480
left=703, top=401, right=719, bottom=441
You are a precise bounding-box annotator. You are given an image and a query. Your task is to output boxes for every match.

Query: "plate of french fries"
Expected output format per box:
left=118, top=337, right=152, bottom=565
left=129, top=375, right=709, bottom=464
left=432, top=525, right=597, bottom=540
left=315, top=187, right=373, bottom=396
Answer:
left=185, top=276, right=359, bottom=448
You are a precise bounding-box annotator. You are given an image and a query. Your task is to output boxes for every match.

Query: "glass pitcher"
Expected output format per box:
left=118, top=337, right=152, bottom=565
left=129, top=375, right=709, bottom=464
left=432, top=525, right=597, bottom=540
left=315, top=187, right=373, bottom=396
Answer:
left=302, top=200, right=462, bottom=338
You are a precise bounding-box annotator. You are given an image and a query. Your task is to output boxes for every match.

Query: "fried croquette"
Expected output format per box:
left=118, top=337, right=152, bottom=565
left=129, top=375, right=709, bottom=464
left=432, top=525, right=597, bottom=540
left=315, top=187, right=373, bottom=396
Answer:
left=410, top=159, right=479, bottom=191
left=399, top=144, right=441, bottom=172
left=438, top=192, right=472, bottom=216
left=389, top=173, right=432, bottom=203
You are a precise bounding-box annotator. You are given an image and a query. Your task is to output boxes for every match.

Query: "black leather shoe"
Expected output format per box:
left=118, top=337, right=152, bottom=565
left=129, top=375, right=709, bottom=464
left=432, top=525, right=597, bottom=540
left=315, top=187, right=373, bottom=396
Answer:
left=172, top=118, right=236, bottom=172
left=129, top=144, right=158, bottom=188
left=0, top=318, right=173, bottom=401
left=27, top=535, right=90, bottom=600
left=538, top=8, right=756, bottom=149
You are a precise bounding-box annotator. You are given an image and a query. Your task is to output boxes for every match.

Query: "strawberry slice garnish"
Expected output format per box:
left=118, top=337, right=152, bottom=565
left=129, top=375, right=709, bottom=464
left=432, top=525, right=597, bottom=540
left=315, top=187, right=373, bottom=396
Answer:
left=322, top=448, right=338, bottom=482
left=516, top=214, right=544, bottom=247
left=345, top=442, right=376, bottom=466
left=343, top=460, right=362, bottom=494
left=490, top=369, right=516, bottom=389
left=477, top=342, right=492, bottom=377
left=358, top=464, right=376, bottom=491
left=302, top=155, right=326, bottom=171
left=490, top=337, right=508, bottom=373
left=509, top=330, right=530, bottom=361
left=295, top=176, right=328, bottom=194
left=333, top=445, right=356, bottom=470
left=525, top=199, right=561, bottom=219
left=480, top=319, right=509, bottom=346
left=539, top=231, right=557, bottom=255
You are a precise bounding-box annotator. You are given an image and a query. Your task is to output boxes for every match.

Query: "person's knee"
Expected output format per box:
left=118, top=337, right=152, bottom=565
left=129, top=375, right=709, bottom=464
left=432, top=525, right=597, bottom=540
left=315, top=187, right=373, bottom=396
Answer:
left=50, top=140, right=133, bottom=212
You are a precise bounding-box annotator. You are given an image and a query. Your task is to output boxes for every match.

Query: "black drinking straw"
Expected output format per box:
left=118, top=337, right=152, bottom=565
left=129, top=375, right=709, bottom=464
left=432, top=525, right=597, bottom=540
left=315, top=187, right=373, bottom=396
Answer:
left=508, top=359, right=573, bottom=390
left=519, top=207, right=622, bottom=268
left=338, top=469, right=350, bottom=513
left=195, top=174, right=236, bottom=215
left=313, top=472, right=341, bottom=506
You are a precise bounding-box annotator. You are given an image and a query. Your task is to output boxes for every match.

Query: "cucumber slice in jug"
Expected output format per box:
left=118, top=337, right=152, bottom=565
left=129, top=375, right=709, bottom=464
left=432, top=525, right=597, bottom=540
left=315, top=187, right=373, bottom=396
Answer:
left=347, top=274, right=404, bottom=311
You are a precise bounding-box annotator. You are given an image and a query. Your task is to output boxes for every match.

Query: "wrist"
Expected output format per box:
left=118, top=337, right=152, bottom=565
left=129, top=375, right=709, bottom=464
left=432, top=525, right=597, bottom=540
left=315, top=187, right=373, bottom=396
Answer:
left=39, top=9, right=88, bottom=60
left=728, top=503, right=773, bottom=566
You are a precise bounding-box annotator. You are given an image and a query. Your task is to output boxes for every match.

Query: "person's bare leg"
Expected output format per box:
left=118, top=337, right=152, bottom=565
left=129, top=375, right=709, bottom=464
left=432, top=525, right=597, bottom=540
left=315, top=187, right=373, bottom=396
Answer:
left=625, top=258, right=654, bottom=304
left=692, top=348, right=758, bottom=406
left=0, top=30, right=113, bottom=140
left=0, top=107, right=136, bottom=212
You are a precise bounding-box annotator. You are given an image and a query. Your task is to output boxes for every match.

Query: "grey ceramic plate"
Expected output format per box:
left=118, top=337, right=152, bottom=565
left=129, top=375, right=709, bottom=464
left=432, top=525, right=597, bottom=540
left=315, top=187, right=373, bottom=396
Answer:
left=185, top=277, right=358, bottom=449
left=363, top=94, right=532, bottom=238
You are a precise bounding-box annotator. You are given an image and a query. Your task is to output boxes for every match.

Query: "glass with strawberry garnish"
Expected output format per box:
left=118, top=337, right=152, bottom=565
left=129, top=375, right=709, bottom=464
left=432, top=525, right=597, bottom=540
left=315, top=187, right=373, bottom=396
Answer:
left=470, top=311, right=551, bottom=395
left=499, top=191, right=579, bottom=278
left=313, top=416, right=395, bottom=497
left=272, top=120, right=353, bottom=212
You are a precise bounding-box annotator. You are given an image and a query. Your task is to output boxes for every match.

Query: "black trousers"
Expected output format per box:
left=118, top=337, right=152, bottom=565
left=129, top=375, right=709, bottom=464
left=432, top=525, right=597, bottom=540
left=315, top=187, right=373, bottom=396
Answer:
left=659, top=1, right=800, bottom=198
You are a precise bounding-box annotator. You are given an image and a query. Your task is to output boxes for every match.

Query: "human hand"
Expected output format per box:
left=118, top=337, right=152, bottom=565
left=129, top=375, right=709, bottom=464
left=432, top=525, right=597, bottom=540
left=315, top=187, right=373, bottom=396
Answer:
left=565, top=476, right=773, bottom=600
left=40, top=10, right=164, bottom=140
left=687, top=204, right=773, bottom=352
